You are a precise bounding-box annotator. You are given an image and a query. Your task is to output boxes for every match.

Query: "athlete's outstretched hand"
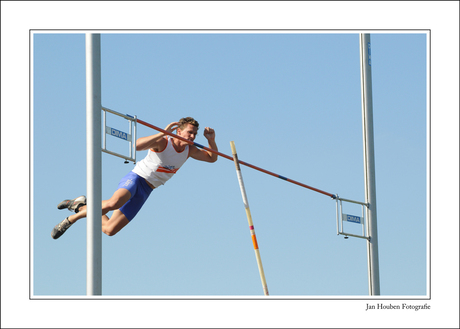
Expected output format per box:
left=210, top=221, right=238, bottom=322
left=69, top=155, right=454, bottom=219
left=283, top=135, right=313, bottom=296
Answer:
left=203, top=127, right=215, bottom=141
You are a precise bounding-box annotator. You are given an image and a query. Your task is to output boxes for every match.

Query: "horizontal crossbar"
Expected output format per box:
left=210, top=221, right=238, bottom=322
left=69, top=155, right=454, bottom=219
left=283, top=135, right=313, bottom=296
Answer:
left=135, top=118, right=335, bottom=198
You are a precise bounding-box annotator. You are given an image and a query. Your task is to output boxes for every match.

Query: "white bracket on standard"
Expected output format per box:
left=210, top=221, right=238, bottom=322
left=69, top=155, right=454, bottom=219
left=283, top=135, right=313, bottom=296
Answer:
left=102, top=106, right=137, bottom=164
left=335, top=195, right=370, bottom=241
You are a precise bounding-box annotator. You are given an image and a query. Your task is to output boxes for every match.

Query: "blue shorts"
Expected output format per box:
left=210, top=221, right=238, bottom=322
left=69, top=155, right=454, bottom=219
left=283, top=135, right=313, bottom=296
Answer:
left=117, top=171, right=153, bottom=221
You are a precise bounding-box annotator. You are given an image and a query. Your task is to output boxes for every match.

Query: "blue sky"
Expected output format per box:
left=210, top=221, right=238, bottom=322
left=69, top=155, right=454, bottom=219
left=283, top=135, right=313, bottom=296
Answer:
left=32, top=31, right=428, bottom=297
left=2, top=2, right=459, bottom=328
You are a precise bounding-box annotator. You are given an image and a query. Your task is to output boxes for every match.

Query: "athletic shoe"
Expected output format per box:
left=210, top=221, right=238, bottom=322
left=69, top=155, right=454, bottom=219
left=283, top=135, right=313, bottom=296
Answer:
left=57, top=195, right=86, bottom=213
left=51, top=217, right=73, bottom=239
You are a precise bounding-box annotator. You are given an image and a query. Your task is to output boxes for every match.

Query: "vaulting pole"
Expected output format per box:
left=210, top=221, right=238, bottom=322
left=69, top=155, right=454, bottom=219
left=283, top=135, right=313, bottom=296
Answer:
left=86, top=33, right=102, bottom=296
left=230, top=141, right=269, bottom=296
left=360, top=33, right=380, bottom=295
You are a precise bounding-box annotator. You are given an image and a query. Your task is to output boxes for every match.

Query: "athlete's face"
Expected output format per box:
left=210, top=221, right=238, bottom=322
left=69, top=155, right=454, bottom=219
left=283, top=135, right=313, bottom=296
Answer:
left=177, top=124, right=198, bottom=142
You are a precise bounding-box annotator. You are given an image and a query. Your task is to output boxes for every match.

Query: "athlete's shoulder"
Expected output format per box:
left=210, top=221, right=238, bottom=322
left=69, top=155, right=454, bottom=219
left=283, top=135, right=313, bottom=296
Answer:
left=150, top=136, right=168, bottom=152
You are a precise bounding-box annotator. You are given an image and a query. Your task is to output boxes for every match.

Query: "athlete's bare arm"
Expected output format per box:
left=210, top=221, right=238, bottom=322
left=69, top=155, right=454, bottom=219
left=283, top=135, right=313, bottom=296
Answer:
left=189, top=127, right=218, bottom=163
left=136, top=122, right=179, bottom=151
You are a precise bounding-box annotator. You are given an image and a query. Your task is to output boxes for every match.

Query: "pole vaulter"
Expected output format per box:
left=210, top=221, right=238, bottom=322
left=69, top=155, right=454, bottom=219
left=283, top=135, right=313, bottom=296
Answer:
left=135, top=117, right=336, bottom=199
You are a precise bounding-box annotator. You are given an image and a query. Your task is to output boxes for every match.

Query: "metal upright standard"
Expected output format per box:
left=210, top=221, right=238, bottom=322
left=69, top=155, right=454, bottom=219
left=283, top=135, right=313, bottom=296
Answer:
left=230, top=141, right=269, bottom=296
left=360, top=33, right=380, bottom=295
left=86, top=33, right=102, bottom=296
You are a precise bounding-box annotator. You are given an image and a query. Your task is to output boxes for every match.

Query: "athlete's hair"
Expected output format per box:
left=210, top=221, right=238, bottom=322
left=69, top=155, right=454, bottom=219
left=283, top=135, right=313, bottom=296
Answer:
left=178, top=117, right=199, bottom=130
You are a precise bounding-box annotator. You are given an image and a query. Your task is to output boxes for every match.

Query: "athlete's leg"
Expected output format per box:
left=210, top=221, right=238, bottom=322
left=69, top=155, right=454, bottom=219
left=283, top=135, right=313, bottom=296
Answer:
left=67, top=205, right=89, bottom=223
left=101, top=187, right=132, bottom=214
left=67, top=188, right=131, bottom=223
left=99, top=188, right=132, bottom=235
left=67, top=188, right=132, bottom=235
left=53, top=171, right=153, bottom=239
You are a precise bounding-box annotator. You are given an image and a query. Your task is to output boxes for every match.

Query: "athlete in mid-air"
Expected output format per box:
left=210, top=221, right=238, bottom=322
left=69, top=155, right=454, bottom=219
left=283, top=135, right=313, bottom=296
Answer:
left=51, top=117, right=218, bottom=239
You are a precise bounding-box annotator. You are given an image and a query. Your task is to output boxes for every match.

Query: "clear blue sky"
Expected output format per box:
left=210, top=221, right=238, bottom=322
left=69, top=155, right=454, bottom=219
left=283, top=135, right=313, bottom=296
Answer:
left=2, top=2, right=459, bottom=328
left=32, top=31, right=428, bottom=297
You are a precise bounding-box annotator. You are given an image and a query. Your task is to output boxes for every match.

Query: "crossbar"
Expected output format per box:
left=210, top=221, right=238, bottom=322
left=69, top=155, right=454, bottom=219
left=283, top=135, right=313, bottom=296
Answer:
left=136, top=118, right=335, bottom=198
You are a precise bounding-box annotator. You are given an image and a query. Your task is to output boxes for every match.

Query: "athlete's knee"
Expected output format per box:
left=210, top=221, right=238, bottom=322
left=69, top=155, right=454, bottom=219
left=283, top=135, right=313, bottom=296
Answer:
left=102, top=226, right=118, bottom=237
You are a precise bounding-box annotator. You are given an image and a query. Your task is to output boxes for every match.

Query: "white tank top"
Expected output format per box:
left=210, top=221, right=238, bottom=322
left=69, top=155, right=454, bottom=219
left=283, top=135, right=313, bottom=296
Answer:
left=132, top=137, right=190, bottom=187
